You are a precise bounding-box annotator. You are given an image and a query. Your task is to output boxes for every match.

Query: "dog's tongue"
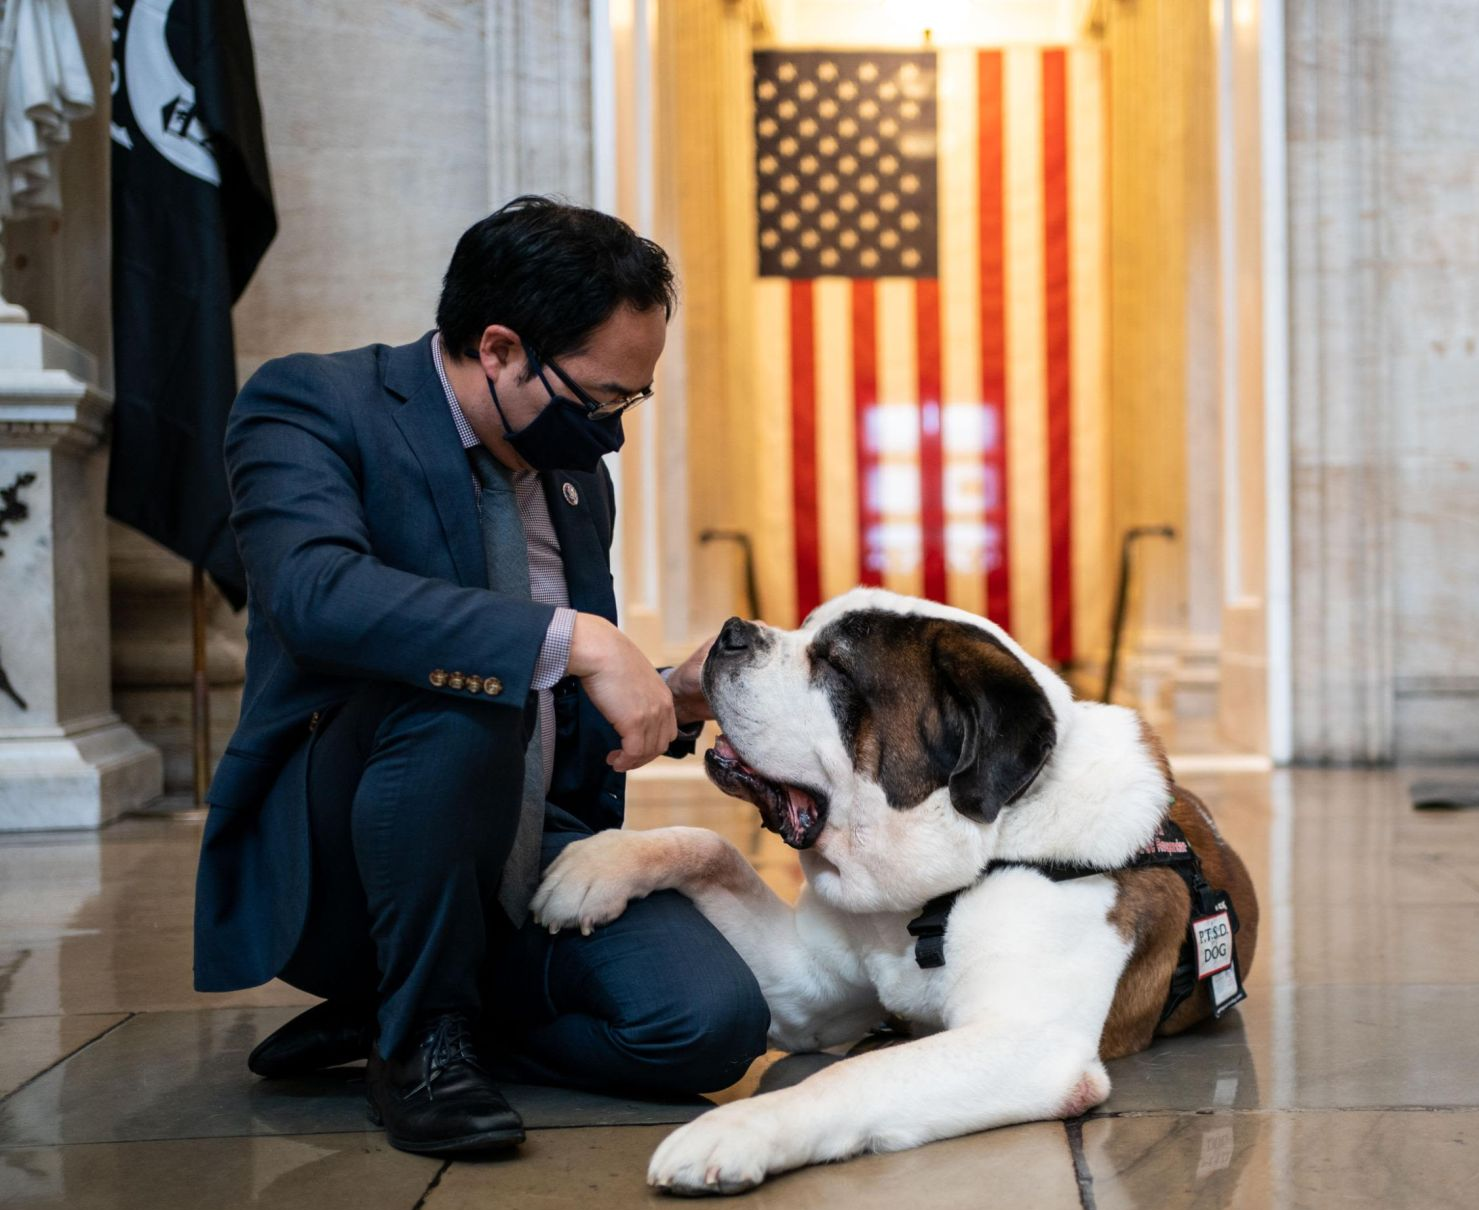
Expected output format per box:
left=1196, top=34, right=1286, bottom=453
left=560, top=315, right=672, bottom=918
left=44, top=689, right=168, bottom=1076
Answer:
left=784, top=786, right=818, bottom=844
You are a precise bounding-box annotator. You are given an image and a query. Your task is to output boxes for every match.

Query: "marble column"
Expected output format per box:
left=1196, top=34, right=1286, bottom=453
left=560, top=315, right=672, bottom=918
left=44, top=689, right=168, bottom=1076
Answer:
left=1101, top=0, right=1211, bottom=716
left=0, top=325, right=161, bottom=828
left=1212, top=0, right=1273, bottom=756
left=1284, top=0, right=1394, bottom=762
left=657, top=0, right=763, bottom=646
left=485, top=0, right=592, bottom=205
left=1177, top=0, right=1226, bottom=721
left=1286, top=0, right=1479, bottom=762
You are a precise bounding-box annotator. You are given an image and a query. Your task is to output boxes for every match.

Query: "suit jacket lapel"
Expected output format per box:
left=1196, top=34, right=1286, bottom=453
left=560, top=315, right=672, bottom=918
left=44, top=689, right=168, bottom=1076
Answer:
left=385, top=335, right=484, bottom=588
left=543, top=472, right=617, bottom=623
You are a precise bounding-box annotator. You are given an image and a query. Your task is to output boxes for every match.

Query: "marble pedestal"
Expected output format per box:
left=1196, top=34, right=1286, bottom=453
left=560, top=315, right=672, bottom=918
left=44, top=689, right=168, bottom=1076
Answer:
left=0, top=324, right=162, bottom=829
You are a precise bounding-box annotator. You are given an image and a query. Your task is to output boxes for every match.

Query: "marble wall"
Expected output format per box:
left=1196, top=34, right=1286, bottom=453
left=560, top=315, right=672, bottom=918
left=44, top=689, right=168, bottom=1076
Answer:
left=1286, top=0, right=1479, bottom=761
left=234, top=0, right=591, bottom=369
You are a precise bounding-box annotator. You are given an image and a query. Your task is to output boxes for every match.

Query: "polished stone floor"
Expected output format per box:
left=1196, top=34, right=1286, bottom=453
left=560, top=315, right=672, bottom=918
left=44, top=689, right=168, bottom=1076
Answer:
left=2, top=763, right=1478, bottom=1208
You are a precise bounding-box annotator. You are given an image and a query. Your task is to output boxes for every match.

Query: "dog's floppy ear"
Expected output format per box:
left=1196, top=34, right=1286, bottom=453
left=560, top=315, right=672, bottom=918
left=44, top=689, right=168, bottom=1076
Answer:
left=934, top=625, right=1056, bottom=824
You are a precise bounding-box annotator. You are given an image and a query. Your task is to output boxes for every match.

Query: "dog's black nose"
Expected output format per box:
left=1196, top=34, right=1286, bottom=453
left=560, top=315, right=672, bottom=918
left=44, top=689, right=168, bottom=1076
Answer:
left=716, top=616, right=757, bottom=655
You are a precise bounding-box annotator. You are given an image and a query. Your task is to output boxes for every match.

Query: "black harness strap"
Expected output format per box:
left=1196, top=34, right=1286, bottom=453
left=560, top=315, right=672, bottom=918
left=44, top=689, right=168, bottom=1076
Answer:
left=906, top=818, right=1241, bottom=1024
left=904, top=891, right=961, bottom=969
left=905, top=858, right=1110, bottom=969
left=1139, top=821, right=1241, bottom=1024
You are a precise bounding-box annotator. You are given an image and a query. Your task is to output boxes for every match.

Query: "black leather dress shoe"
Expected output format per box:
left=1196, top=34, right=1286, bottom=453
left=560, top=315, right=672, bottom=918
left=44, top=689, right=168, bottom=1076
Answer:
left=367, top=1014, right=525, bottom=1155
left=248, top=1000, right=372, bottom=1078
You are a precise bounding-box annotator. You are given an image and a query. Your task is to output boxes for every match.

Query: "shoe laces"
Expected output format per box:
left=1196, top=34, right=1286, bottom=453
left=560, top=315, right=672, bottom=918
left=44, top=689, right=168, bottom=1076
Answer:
left=423, top=1014, right=485, bottom=1085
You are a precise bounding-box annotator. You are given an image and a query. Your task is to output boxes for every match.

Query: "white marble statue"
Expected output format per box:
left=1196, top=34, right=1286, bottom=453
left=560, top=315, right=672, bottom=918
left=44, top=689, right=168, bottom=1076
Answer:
left=0, top=0, right=95, bottom=320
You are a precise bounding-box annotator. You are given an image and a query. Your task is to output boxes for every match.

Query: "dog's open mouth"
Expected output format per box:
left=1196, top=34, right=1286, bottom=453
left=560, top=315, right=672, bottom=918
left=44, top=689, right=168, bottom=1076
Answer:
left=704, top=735, right=828, bottom=850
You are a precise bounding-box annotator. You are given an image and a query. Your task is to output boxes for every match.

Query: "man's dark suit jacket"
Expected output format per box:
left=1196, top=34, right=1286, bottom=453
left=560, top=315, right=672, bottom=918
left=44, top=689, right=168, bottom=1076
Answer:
left=193, top=333, right=652, bottom=993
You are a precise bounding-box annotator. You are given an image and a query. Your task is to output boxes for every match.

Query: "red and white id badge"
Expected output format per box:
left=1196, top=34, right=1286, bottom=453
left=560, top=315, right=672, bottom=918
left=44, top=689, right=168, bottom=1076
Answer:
left=1191, top=909, right=1245, bottom=1017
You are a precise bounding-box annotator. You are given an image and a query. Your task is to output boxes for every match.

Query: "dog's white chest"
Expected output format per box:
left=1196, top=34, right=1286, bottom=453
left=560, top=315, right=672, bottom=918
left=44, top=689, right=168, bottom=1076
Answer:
left=852, top=918, right=953, bottom=1029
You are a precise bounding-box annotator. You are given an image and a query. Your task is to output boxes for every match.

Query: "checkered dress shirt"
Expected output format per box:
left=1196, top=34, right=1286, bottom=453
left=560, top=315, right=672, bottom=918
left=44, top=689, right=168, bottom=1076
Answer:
left=431, top=334, right=576, bottom=796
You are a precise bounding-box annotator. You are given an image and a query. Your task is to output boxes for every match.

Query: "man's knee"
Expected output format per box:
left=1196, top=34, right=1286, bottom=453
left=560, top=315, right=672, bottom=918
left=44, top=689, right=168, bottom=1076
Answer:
left=610, top=894, right=771, bottom=1093
left=682, top=966, right=771, bottom=1092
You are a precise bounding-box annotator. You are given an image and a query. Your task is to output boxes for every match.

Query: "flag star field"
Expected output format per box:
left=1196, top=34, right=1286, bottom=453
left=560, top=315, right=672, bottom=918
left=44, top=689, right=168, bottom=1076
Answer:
left=753, top=50, right=939, bottom=279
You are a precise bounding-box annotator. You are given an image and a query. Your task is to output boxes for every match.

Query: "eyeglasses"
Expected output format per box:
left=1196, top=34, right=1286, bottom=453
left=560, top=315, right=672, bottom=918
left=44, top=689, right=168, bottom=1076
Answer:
left=526, top=344, right=653, bottom=420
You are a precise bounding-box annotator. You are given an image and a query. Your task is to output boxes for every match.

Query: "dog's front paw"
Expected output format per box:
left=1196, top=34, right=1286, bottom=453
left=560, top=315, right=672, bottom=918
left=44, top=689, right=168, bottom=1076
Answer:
left=648, top=1103, right=787, bottom=1197
left=529, top=830, right=660, bottom=935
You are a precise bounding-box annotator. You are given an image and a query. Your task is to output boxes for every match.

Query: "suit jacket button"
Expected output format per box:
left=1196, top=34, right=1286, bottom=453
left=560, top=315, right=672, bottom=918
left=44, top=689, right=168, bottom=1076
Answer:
left=466, top=675, right=483, bottom=694
left=448, top=671, right=466, bottom=691
left=429, top=668, right=448, bottom=688
left=483, top=677, right=503, bottom=696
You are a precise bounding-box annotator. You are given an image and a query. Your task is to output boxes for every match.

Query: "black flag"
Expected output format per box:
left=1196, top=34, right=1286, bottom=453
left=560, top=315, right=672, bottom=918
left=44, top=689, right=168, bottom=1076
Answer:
left=109, top=0, right=276, bottom=607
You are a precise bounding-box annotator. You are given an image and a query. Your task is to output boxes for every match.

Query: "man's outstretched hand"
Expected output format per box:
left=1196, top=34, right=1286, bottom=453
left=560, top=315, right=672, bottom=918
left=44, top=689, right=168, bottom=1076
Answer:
left=666, top=634, right=717, bottom=727
left=569, top=614, right=679, bottom=772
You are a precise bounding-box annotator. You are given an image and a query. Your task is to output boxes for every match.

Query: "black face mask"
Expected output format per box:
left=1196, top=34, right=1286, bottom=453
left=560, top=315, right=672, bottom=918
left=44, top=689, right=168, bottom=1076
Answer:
left=485, top=373, right=625, bottom=474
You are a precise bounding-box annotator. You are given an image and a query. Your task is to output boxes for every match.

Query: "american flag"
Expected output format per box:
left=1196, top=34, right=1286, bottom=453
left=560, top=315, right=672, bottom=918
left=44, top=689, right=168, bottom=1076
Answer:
left=751, top=46, right=1108, bottom=668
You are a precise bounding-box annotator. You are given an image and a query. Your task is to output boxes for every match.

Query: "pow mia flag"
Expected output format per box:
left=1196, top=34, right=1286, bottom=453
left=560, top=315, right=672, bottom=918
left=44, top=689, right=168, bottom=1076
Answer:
left=110, top=0, right=276, bottom=606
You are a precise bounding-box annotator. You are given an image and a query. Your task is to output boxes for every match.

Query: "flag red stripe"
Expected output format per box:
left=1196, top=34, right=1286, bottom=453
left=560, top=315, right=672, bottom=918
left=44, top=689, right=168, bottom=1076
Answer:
left=978, top=49, right=1011, bottom=629
left=790, top=279, right=821, bottom=619
left=1042, top=48, right=1074, bottom=665
left=916, top=279, right=946, bottom=601
left=851, top=279, right=882, bottom=587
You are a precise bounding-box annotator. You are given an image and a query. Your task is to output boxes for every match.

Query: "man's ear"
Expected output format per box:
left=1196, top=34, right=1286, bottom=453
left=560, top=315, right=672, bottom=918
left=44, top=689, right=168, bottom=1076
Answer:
left=476, top=324, right=524, bottom=377
left=935, top=626, right=1057, bottom=825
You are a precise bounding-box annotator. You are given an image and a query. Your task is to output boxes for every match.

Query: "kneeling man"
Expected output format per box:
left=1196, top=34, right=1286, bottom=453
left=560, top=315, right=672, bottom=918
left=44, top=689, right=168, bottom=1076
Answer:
left=193, top=197, right=769, bottom=1156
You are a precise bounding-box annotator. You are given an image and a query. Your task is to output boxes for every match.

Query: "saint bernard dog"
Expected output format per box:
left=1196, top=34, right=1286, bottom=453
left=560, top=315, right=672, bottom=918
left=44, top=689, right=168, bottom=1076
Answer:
left=531, top=588, right=1258, bottom=1196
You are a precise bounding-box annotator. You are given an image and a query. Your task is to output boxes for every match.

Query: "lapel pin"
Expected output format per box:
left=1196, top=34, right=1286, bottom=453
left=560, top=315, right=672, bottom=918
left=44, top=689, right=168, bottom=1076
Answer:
left=563, top=482, right=580, bottom=506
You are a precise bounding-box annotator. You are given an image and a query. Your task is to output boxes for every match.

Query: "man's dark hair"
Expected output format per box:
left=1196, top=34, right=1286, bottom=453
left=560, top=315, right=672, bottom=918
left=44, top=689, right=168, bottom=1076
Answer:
left=436, top=195, right=676, bottom=370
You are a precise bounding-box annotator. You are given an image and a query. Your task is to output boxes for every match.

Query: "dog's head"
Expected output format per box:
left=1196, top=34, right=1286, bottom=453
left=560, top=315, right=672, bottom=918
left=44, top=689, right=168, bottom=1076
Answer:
left=702, top=588, right=1067, bottom=912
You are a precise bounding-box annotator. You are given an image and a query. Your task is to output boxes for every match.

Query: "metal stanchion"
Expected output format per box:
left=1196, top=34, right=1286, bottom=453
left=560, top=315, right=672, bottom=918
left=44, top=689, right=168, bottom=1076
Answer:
left=191, top=565, right=211, bottom=808
left=699, top=529, right=761, bottom=620
left=1101, top=526, right=1176, bottom=704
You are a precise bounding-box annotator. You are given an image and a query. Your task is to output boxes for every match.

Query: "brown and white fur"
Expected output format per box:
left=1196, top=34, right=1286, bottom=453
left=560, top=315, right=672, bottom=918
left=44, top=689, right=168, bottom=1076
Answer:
left=531, top=588, right=1258, bottom=1195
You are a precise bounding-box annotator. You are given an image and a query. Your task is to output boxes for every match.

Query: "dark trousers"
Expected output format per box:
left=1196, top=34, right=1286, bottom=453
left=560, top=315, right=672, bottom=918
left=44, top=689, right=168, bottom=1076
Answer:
left=277, top=682, right=769, bottom=1095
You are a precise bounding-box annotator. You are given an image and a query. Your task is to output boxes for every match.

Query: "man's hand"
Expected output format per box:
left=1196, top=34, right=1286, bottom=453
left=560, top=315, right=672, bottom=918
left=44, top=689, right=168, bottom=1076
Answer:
left=568, top=614, right=679, bottom=772
left=667, top=634, right=717, bottom=726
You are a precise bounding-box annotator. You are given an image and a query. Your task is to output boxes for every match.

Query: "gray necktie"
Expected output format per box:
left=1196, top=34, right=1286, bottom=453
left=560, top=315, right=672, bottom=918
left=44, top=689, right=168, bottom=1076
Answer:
left=468, top=445, right=545, bottom=925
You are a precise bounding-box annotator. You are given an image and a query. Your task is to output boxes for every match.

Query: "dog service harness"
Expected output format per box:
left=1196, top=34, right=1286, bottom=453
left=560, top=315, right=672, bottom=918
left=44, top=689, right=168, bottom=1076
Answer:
left=906, top=816, right=1247, bottom=1023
